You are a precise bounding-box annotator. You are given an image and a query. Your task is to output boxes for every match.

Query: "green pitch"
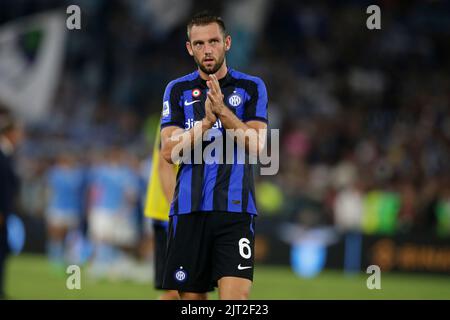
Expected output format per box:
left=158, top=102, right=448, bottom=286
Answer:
left=5, top=254, right=450, bottom=300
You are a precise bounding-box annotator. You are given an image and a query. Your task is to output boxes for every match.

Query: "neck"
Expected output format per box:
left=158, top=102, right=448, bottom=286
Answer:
left=198, top=61, right=228, bottom=81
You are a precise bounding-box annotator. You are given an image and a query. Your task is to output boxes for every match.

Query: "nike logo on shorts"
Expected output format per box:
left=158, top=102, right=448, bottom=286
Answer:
left=237, top=264, right=252, bottom=270
left=184, top=100, right=200, bottom=106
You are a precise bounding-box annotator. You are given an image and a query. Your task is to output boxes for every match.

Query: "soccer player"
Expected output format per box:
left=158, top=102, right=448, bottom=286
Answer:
left=160, top=12, right=268, bottom=300
left=87, top=147, right=140, bottom=278
left=144, top=125, right=179, bottom=300
left=45, top=153, right=85, bottom=271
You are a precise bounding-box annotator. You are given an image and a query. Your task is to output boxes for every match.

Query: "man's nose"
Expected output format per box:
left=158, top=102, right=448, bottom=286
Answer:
left=204, top=43, right=213, bottom=54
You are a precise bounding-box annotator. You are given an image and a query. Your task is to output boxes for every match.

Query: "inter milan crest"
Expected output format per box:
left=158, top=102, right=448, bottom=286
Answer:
left=192, top=88, right=201, bottom=98
left=228, top=92, right=242, bottom=107
left=174, top=266, right=188, bottom=282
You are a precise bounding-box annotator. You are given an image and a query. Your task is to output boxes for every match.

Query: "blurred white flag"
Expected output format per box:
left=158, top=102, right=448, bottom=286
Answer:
left=223, top=0, right=270, bottom=69
left=0, top=11, right=66, bottom=123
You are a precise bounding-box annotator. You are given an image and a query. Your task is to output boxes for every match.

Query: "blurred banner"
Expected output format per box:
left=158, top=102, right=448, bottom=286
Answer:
left=137, top=0, right=192, bottom=39
left=0, top=11, right=66, bottom=123
left=223, top=0, right=270, bottom=69
left=250, top=218, right=450, bottom=276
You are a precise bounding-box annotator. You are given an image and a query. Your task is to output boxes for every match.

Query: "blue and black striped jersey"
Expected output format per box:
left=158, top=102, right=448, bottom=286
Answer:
left=161, top=68, right=268, bottom=216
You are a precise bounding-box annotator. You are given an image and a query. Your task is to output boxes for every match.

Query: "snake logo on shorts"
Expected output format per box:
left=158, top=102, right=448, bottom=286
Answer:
left=174, top=266, right=188, bottom=282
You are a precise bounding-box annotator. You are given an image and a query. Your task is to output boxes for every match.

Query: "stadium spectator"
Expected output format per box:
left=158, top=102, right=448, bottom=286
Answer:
left=0, top=107, right=24, bottom=299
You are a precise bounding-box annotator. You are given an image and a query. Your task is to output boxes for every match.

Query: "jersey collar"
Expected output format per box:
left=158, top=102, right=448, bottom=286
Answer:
left=195, top=68, right=233, bottom=88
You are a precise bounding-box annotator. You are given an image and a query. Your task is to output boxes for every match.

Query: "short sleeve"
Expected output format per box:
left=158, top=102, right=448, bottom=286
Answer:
left=243, top=77, right=268, bottom=123
left=161, top=81, right=185, bottom=129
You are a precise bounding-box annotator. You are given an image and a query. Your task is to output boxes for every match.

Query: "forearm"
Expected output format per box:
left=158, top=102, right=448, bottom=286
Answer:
left=217, top=107, right=265, bottom=155
left=159, top=156, right=176, bottom=202
left=161, top=175, right=175, bottom=203
left=217, top=106, right=250, bottom=131
left=162, top=118, right=213, bottom=164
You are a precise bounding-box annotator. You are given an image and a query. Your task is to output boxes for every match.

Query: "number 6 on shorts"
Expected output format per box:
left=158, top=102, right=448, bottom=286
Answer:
left=238, top=238, right=252, bottom=259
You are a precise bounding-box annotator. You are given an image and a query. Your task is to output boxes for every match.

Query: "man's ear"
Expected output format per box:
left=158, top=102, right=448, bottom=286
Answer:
left=186, top=41, right=194, bottom=56
left=225, top=35, right=231, bottom=51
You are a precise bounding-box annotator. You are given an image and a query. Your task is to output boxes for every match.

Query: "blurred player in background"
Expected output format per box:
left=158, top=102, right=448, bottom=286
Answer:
left=45, top=153, right=85, bottom=272
left=0, top=107, right=23, bottom=299
left=87, top=147, right=140, bottom=279
left=160, top=12, right=268, bottom=300
left=144, top=125, right=179, bottom=300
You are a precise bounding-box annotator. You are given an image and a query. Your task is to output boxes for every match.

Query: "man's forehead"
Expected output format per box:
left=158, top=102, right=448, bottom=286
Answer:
left=189, top=23, right=222, bottom=41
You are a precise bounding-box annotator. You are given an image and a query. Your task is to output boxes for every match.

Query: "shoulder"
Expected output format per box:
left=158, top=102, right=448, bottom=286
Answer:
left=230, top=69, right=267, bottom=102
left=229, top=69, right=266, bottom=87
left=229, top=69, right=267, bottom=97
left=165, top=71, right=199, bottom=92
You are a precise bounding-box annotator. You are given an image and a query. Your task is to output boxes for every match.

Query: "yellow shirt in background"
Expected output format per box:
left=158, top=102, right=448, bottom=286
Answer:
left=144, top=126, right=176, bottom=222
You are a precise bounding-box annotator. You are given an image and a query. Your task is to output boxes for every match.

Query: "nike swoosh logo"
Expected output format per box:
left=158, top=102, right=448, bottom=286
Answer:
left=184, top=100, right=200, bottom=106
left=237, top=264, right=252, bottom=270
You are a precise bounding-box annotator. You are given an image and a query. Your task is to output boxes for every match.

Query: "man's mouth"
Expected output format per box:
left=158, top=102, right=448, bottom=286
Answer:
left=204, top=57, right=215, bottom=63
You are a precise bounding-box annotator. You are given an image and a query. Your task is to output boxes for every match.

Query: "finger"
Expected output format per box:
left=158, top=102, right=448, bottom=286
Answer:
left=205, top=96, right=212, bottom=108
left=209, top=75, right=219, bottom=94
left=207, top=80, right=218, bottom=97
left=215, top=74, right=221, bottom=89
left=206, top=80, right=213, bottom=93
left=207, top=91, right=214, bottom=102
left=207, top=92, right=219, bottom=106
left=211, top=74, right=221, bottom=93
left=207, top=91, right=217, bottom=103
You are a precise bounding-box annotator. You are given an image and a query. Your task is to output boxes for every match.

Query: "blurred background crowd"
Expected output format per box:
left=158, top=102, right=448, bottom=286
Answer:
left=1, top=0, right=450, bottom=280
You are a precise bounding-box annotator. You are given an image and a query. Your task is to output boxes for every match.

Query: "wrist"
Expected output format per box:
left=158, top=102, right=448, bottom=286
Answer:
left=202, top=117, right=215, bottom=128
left=217, top=104, right=228, bottom=118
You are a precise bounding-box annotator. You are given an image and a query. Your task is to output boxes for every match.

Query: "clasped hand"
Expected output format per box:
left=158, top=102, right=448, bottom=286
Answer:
left=204, top=74, right=225, bottom=125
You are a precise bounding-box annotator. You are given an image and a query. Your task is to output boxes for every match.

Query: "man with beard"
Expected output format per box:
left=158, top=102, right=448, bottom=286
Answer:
left=159, top=12, right=268, bottom=300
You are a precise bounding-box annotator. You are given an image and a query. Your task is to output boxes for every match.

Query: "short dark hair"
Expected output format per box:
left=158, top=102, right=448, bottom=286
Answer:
left=187, top=11, right=227, bottom=40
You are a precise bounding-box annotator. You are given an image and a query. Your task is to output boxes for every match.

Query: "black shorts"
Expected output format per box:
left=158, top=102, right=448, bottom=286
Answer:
left=153, top=221, right=169, bottom=290
left=162, top=211, right=256, bottom=293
